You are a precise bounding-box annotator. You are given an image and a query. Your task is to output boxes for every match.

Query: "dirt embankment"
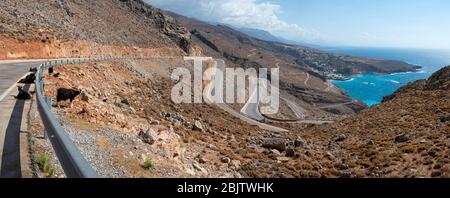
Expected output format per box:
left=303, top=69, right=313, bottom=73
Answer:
left=0, top=36, right=186, bottom=60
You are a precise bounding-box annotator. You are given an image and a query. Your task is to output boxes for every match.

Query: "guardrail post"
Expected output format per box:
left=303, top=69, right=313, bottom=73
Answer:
left=45, top=96, right=52, bottom=108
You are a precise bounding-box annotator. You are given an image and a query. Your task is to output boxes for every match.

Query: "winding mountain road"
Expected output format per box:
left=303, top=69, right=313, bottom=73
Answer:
left=238, top=58, right=341, bottom=125
left=203, top=67, right=287, bottom=132
left=303, top=72, right=311, bottom=87
left=247, top=48, right=258, bottom=58
left=284, top=98, right=305, bottom=119
left=318, top=100, right=356, bottom=109
left=239, top=74, right=334, bottom=125
left=324, top=80, right=339, bottom=93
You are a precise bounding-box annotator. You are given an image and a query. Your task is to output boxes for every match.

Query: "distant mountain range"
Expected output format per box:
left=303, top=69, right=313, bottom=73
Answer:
left=230, top=27, right=287, bottom=43
left=227, top=26, right=323, bottom=49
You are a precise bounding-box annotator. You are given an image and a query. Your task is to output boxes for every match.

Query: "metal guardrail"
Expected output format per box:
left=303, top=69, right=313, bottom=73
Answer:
left=35, top=56, right=153, bottom=178
left=36, top=57, right=98, bottom=178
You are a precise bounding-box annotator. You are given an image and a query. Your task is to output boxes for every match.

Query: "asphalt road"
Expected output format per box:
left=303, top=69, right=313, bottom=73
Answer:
left=203, top=65, right=288, bottom=132
left=0, top=60, right=46, bottom=100
left=240, top=74, right=336, bottom=125
left=0, top=60, right=48, bottom=178
left=240, top=78, right=265, bottom=121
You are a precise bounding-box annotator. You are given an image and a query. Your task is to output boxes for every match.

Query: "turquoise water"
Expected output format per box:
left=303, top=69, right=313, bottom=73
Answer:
left=321, top=47, right=450, bottom=106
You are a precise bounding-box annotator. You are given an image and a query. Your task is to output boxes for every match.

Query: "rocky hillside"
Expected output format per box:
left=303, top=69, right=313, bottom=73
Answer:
left=38, top=61, right=449, bottom=178
left=4, top=0, right=447, bottom=178
left=241, top=66, right=449, bottom=178
left=383, top=66, right=450, bottom=102
left=0, top=0, right=367, bottom=116
left=168, top=11, right=368, bottom=115
left=0, top=0, right=193, bottom=59
left=40, top=59, right=261, bottom=178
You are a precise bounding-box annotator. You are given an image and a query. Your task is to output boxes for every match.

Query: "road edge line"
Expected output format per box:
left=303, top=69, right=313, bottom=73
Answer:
left=0, top=72, right=31, bottom=102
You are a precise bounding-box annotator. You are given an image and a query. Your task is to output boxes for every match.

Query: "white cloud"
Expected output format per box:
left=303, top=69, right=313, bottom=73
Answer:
left=144, top=0, right=323, bottom=43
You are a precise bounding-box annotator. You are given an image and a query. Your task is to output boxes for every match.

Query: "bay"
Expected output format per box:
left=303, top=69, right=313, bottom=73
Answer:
left=322, top=47, right=450, bottom=106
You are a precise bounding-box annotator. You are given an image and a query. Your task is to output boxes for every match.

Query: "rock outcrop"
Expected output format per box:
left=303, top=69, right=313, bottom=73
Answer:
left=425, top=66, right=450, bottom=90
left=120, top=0, right=192, bottom=53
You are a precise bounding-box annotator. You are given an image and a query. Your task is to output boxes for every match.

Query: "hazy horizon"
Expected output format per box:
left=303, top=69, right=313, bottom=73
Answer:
left=145, top=0, right=450, bottom=50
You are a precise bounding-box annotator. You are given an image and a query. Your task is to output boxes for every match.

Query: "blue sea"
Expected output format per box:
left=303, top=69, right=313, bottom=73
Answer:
left=321, top=47, right=450, bottom=106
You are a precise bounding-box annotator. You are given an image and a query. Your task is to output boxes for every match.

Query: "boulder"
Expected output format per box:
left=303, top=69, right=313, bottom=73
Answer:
left=276, top=157, right=290, bottom=163
left=138, top=128, right=157, bottom=145
left=80, top=92, right=90, bottom=102
left=285, top=148, right=295, bottom=157
left=335, top=134, right=347, bottom=142
left=193, top=120, right=204, bottom=132
left=220, top=156, right=231, bottom=164
left=419, top=139, right=428, bottom=144
left=150, top=119, right=160, bottom=125
left=198, top=155, right=207, bottom=164
left=394, top=134, right=409, bottom=143
left=207, top=144, right=217, bottom=150
left=270, top=149, right=281, bottom=156
left=231, top=160, right=241, bottom=169
left=192, top=163, right=208, bottom=177
left=431, top=171, right=442, bottom=178
left=339, top=171, right=353, bottom=178
left=262, top=139, right=287, bottom=151
left=294, top=138, right=306, bottom=148
left=439, top=114, right=450, bottom=122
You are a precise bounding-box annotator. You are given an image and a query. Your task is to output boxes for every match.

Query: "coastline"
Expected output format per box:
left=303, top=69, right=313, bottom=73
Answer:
left=332, top=65, right=425, bottom=82
left=330, top=67, right=429, bottom=107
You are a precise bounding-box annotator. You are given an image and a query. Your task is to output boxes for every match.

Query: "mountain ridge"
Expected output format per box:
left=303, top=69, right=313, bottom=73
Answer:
left=166, top=11, right=419, bottom=78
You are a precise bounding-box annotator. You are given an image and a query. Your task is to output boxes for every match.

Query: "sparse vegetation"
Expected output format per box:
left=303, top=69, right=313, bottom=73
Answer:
left=36, top=153, right=49, bottom=169
left=142, top=158, right=155, bottom=170
left=36, top=153, right=55, bottom=178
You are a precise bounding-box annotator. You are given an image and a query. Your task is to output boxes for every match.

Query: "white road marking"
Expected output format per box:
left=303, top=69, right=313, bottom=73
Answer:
left=0, top=72, right=31, bottom=102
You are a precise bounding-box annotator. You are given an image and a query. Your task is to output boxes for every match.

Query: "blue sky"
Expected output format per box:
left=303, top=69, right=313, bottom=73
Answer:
left=146, top=0, right=450, bottom=49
